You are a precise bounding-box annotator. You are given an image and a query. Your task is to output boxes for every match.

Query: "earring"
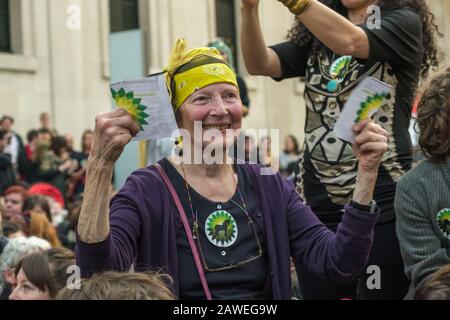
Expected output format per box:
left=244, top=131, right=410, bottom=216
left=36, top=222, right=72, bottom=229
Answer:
left=174, top=135, right=183, bottom=146
left=174, top=136, right=183, bottom=156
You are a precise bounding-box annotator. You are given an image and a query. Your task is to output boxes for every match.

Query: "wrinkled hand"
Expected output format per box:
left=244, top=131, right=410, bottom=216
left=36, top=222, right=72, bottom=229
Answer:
left=352, top=119, right=388, bottom=173
left=89, top=108, right=140, bottom=165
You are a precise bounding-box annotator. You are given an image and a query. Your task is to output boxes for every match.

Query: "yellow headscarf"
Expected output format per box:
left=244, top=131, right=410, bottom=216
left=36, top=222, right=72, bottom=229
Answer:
left=164, top=38, right=238, bottom=111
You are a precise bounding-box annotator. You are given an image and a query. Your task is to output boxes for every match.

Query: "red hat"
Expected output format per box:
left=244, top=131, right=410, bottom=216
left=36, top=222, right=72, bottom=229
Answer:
left=28, top=183, right=65, bottom=207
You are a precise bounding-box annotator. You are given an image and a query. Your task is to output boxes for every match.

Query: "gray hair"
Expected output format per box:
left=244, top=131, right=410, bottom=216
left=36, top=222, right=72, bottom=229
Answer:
left=0, top=236, right=51, bottom=294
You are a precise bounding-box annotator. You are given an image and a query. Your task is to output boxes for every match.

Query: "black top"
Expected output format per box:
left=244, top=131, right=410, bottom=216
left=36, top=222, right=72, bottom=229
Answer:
left=270, top=8, right=423, bottom=226
left=159, top=158, right=269, bottom=300
left=71, top=150, right=88, bottom=166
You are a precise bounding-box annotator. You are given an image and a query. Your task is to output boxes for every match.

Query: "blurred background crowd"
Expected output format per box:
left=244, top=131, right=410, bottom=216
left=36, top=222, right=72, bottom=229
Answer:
left=0, top=0, right=449, bottom=301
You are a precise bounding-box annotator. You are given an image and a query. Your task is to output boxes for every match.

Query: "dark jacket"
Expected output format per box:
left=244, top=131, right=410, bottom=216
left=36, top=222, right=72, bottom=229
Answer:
left=0, top=152, right=15, bottom=194
left=0, top=236, right=8, bottom=256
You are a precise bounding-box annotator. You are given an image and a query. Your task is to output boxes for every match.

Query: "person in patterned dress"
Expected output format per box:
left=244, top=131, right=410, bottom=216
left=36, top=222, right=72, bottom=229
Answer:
left=240, top=0, right=441, bottom=299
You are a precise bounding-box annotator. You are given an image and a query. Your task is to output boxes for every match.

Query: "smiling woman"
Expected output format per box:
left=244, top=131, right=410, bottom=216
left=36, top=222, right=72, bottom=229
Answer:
left=75, top=38, right=390, bottom=300
left=177, top=82, right=241, bottom=158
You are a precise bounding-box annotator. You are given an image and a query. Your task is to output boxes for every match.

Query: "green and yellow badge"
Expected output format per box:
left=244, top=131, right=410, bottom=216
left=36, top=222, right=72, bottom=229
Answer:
left=205, top=210, right=238, bottom=248
left=437, top=208, right=450, bottom=240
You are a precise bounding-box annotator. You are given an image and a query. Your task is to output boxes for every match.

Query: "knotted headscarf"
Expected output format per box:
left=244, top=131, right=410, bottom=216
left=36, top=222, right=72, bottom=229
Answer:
left=164, top=38, right=238, bottom=111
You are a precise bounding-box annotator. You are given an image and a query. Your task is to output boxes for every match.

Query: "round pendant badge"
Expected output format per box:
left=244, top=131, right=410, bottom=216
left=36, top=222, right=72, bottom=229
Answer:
left=327, top=55, right=352, bottom=93
left=436, top=208, right=450, bottom=240
left=205, top=210, right=238, bottom=248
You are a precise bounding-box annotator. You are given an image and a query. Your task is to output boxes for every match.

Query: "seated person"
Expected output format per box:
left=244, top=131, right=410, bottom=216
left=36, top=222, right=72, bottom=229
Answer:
left=0, top=236, right=50, bottom=299
left=57, top=271, right=175, bottom=300
left=415, top=264, right=450, bottom=300
left=9, top=247, right=75, bottom=300
left=395, top=67, right=450, bottom=299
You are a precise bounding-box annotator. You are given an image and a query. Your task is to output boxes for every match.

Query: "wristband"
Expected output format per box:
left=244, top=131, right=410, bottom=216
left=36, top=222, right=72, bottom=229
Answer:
left=350, top=199, right=379, bottom=215
left=279, top=0, right=312, bottom=15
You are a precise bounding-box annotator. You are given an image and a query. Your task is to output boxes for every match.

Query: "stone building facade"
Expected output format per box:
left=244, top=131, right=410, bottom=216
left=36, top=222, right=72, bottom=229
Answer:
left=0, top=0, right=448, bottom=150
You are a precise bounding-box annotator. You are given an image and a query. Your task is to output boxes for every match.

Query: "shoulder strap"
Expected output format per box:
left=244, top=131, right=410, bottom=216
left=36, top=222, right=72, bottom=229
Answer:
left=154, top=163, right=212, bottom=300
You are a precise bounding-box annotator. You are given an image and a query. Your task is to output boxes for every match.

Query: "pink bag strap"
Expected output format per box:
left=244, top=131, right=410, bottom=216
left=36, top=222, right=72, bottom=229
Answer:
left=154, top=163, right=212, bottom=300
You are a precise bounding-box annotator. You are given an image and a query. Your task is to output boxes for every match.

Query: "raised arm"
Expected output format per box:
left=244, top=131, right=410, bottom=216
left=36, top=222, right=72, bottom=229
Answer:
left=289, top=120, right=388, bottom=283
left=77, top=108, right=139, bottom=243
left=278, top=0, right=370, bottom=58
left=75, top=109, right=141, bottom=276
left=240, top=0, right=283, bottom=77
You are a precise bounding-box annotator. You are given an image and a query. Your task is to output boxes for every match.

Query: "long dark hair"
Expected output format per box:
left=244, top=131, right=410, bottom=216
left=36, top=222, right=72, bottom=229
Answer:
left=284, top=135, right=301, bottom=155
left=81, top=129, right=94, bottom=154
left=287, top=0, right=442, bottom=79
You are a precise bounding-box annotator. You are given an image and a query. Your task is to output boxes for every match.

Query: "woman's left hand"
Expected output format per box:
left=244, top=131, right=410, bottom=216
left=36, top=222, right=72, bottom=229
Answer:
left=352, top=119, right=389, bottom=173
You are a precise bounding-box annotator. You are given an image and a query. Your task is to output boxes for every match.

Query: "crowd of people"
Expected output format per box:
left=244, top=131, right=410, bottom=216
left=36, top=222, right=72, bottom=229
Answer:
left=0, top=112, right=94, bottom=247
left=0, top=111, right=90, bottom=299
left=0, top=0, right=449, bottom=301
left=0, top=109, right=302, bottom=300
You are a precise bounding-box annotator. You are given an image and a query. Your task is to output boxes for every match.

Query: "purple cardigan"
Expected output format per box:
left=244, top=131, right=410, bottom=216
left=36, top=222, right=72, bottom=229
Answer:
left=75, top=162, right=378, bottom=299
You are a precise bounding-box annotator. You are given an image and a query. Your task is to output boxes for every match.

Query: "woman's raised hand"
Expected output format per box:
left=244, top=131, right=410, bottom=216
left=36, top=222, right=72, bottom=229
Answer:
left=352, top=119, right=389, bottom=173
left=89, top=108, right=140, bottom=165
left=77, top=108, right=139, bottom=243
